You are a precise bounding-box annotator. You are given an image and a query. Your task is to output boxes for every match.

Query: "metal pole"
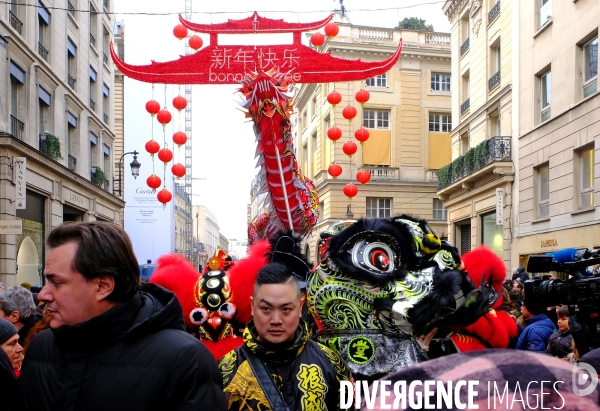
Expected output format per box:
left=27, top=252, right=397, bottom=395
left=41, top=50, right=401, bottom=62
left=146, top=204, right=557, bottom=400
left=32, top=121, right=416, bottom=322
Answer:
left=272, top=130, right=294, bottom=232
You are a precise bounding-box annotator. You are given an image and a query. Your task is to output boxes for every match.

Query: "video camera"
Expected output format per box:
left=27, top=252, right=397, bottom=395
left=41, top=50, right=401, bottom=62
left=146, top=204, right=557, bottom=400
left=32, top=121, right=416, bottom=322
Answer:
left=525, top=248, right=600, bottom=346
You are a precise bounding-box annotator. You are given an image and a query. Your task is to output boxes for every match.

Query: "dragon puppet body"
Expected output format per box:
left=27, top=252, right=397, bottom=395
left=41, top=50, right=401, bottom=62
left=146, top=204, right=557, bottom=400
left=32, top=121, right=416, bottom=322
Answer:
left=241, top=69, right=319, bottom=242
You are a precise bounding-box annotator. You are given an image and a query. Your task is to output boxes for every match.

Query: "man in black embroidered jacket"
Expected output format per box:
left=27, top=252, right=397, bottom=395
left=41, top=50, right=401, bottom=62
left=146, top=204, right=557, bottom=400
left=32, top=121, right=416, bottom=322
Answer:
left=17, top=221, right=227, bottom=411
left=218, top=263, right=353, bottom=410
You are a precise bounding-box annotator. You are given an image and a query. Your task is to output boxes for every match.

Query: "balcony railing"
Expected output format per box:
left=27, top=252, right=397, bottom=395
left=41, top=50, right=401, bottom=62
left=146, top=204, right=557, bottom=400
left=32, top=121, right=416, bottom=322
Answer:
left=488, top=70, right=501, bottom=91
left=38, top=42, right=49, bottom=61
left=460, top=37, right=470, bottom=56
left=438, top=136, right=511, bottom=189
left=68, top=154, right=77, bottom=171
left=67, top=75, right=76, bottom=89
left=90, top=33, right=96, bottom=47
left=103, top=113, right=108, bottom=123
left=358, top=27, right=393, bottom=41
left=9, top=11, right=22, bottom=34
left=488, top=1, right=500, bottom=24
left=90, top=99, right=96, bottom=111
left=10, top=115, right=24, bottom=140
left=362, top=166, right=400, bottom=181
left=67, top=1, right=75, bottom=17
left=460, top=98, right=470, bottom=115
left=103, top=52, right=109, bottom=65
left=425, top=33, right=451, bottom=45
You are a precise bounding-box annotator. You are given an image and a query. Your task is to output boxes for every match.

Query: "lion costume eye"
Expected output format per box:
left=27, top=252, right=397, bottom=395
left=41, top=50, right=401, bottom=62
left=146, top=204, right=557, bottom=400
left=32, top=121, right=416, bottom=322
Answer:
left=351, top=240, right=396, bottom=273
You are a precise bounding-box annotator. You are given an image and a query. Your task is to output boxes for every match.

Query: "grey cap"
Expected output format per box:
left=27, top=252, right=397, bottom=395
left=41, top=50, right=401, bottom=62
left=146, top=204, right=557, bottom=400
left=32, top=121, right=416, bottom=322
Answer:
left=0, top=318, right=18, bottom=345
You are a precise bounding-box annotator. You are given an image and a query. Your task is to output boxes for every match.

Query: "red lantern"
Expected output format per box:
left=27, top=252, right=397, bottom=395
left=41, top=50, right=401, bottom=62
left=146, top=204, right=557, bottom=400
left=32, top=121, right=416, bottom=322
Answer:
left=327, top=91, right=342, bottom=107
left=342, top=105, right=357, bottom=121
left=189, top=34, right=203, bottom=50
left=355, top=89, right=370, bottom=106
left=157, top=147, right=173, bottom=164
left=343, top=141, right=357, bottom=157
left=157, top=109, right=172, bottom=127
left=145, top=139, right=160, bottom=157
left=324, top=22, right=339, bottom=39
left=157, top=188, right=172, bottom=206
left=173, top=131, right=187, bottom=147
left=145, top=100, right=160, bottom=116
left=354, top=127, right=370, bottom=144
left=327, top=126, right=342, bottom=142
left=328, top=163, right=342, bottom=178
left=343, top=183, right=358, bottom=199
left=356, top=169, right=371, bottom=185
left=146, top=174, right=162, bottom=192
left=310, top=32, right=325, bottom=48
left=172, top=95, right=187, bottom=111
left=171, top=163, right=186, bottom=179
left=173, top=24, right=188, bottom=40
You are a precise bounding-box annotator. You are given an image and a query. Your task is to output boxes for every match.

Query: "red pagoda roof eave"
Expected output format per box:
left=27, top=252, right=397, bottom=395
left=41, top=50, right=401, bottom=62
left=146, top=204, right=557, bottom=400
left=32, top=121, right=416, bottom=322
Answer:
left=179, top=12, right=333, bottom=34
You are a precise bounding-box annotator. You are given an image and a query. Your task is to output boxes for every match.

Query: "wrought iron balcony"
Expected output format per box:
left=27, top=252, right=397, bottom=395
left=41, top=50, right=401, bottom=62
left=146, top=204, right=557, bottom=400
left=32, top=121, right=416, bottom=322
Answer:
left=67, top=1, right=75, bottom=17
left=488, top=70, right=501, bottom=91
left=9, top=11, right=22, bottom=34
left=68, top=75, right=76, bottom=89
left=90, top=33, right=96, bottom=47
left=438, top=136, right=511, bottom=190
left=103, top=113, right=108, bottom=123
left=460, top=98, right=470, bottom=115
left=90, top=99, right=96, bottom=111
left=68, top=155, right=77, bottom=171
left=103, top=0, right=109, bottom=9
left=103, top=53, right=109, bottom=65
left=10, top=115, right=24, bottom=140
left=460, top=37, right=470, bottom=56
left=488, top=1, right=500, bottom=24
left=38, top=42, right=48, bottom=61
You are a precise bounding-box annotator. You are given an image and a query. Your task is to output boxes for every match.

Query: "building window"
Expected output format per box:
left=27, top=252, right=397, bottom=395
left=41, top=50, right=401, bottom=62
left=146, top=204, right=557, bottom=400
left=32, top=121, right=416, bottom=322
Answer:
left=461, top=71, right=470, bottom=114
left=433, top=198, right=447, bottom=220
left=580, top=146, right=594, bottom=209
left=431, top=73, right=451, bottom=91
left=38, top=1, right=50, bottom=61
left=538, top=164, right=550, bottom=218
left=89, top=2, right=97, bottom=48
left=366, top=73, right=387, bottom=88
left=89, top=66, right=97, bottom=111
left=302, top=141, right=308, bottom=172
left=540, top=70, right=551, bottom=122
left=38, top=86, right=51, bottom=135
left=90, top=131, right=98, bottom=172
left=312, top=131, right=318, bottom=152
left=311, top=95, right=317, bottom=117
left=460, top=133, right=470, bottom=155
left=539, top=0, right=551, bottom=29
left=481, top=212, right=503, bottom=258
left=363, top=110, right=390, bottom=129
left=429, top=113, right=452, bottom=132
left=366, top=198, right=392, bottom=218
left=302, top=111, right=307, bottom=131
left=584, top=37, right=598, bottom=98
left=324, top=115, right=330, bottom=132
left=489, top=109, right=501, bottom=137
left=103, top=26, right=110, bottom=65
left=103, top=83, right=109, bottom=124
left=67, top=38, right=77, bottom=89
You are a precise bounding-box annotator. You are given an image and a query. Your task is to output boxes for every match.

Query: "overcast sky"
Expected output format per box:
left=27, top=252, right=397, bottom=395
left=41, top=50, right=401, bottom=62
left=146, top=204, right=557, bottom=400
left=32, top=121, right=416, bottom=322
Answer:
left=114, top=0, right=450, bottom=242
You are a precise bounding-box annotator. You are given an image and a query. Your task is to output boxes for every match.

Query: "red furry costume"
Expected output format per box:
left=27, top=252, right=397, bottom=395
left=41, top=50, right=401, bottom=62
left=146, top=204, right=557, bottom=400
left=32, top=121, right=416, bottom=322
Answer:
left=444, top=247, right=519, bottom=352
left=150, top=240, right=270, bottom=360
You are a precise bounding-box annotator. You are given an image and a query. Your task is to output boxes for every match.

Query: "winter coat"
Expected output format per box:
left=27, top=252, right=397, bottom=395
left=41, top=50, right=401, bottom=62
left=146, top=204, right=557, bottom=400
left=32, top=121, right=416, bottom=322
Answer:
left=516, top=314, right=556, bottom=353
left=0, top=349, right=17, bottom=411
left=545, top=329, right=574, bottom=358
left=219, top=320, right=353, bottom=411
left=16, top=283, right=227, bottom=411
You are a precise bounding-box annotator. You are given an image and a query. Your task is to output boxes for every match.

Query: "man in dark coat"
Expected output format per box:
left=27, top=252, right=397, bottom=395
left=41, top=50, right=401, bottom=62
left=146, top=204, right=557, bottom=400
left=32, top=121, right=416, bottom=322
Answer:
left=17, top=221, right=227, bottom=411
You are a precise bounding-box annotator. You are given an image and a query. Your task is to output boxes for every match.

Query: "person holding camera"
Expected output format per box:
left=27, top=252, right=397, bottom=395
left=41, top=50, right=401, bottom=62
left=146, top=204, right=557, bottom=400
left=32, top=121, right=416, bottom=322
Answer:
left=516, top=297, right=556, bottom=353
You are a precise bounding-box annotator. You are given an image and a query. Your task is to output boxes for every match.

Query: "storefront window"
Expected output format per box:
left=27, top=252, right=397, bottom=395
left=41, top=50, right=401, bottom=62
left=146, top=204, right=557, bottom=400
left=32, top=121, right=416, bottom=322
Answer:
left=482, top=211, right=503, bottom=257
left=15, top=192, right=46, bottom=286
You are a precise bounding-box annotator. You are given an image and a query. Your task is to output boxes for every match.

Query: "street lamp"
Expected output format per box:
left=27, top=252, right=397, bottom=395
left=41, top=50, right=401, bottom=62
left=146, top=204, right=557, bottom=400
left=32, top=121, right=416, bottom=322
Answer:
left=113, top=150, right=141, bottom=197
left=346, top=204, right=354, bottom=219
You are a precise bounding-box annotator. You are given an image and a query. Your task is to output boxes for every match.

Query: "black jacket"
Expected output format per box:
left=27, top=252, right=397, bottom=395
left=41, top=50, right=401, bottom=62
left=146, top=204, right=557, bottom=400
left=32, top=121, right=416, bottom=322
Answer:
left=545, top=329, right=574, bottom=358
left=17, top=283, right=227, bottom=411
left=17, top=313, right=42, bottom=345
left=219, top=320, right=353, bottom=410
left=0, top=349, right=17, bottom=411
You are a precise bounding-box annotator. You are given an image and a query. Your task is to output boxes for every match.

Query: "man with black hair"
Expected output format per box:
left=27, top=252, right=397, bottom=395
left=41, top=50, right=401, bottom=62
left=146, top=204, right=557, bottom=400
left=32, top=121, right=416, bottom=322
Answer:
left=218, top=262, right=353, bottom=410
left=516, top=296, right=555, bottom=352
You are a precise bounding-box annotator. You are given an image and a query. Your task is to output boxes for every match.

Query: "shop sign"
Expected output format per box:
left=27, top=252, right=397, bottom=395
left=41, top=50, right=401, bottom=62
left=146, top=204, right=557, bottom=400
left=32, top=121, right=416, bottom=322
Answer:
left=541, top=239, right=558, bottom=248
left=0, top=220, right=22, bottom=235
left=496, top=188, right=504, bottom=225
left=14, top=157, right=26, bottom=209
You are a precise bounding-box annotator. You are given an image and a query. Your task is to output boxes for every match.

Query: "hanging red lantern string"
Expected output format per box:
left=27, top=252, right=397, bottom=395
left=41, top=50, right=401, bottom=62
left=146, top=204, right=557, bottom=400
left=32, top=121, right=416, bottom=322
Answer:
left=189, top=34, right=203, bottom=50
left=356, top=169, right=371, bottom=185
left=354, top=127, right=370, bottom=144
left=342, top=105, right=357, bottom=122
left=157, top=109, right=172, bottom=128
left=310, top=32, right=325, bottom=48
left=145, top=139, right=160, bottom=157
left=145, top=100, right=160, bottom=117
left=172, top=131, right=187, bottom=147
left=173, top=24, right=188, bottom=40
left=171, top=163, right=186, bottom=179
left=146, top=174, right=161, bottom=192
left=355, top=89, right=370, bottom=106
left=343, top=140, right=357, bottom=158
left=343, top=183, right=358, bottom=200
left=157, top=147, right=173, bottom=164
left=327, top=126, right=342, bottom=142
left=172, top=95, right=187, bottom=111
left=328, top=163, right=342, bottom=179
left=327, top=91, right=342, bottom=107
left=157, top=188, right=172, bottom=207
left=324, top=22, right=339, bottom=39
